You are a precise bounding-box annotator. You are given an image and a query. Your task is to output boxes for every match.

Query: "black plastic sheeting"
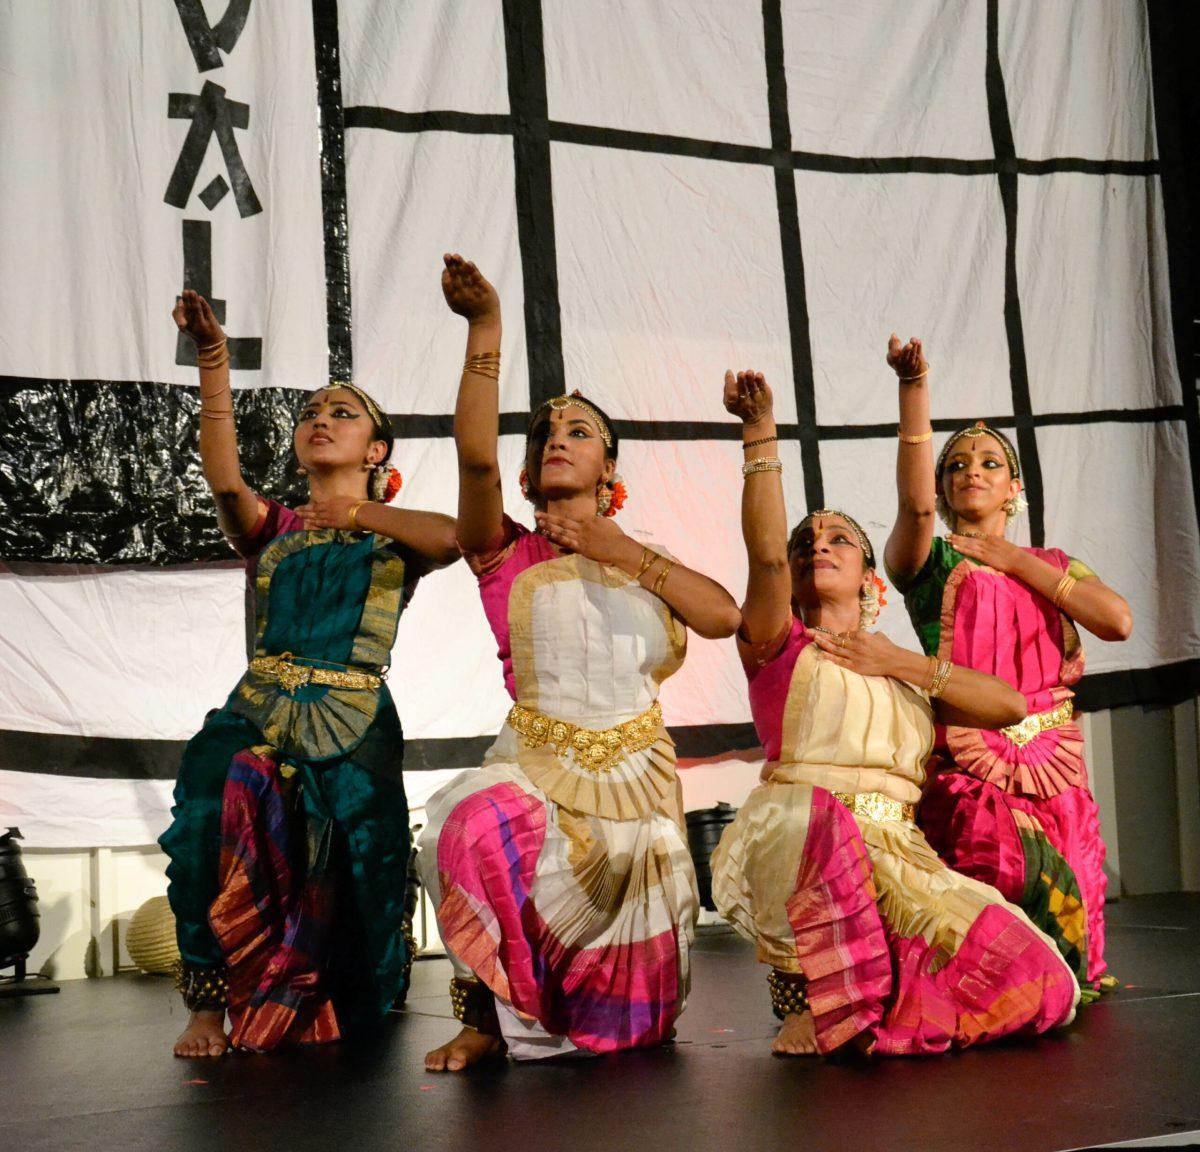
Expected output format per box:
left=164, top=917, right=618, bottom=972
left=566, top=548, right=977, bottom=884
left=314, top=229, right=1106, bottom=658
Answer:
left=0, top=378, right=308, bottom=564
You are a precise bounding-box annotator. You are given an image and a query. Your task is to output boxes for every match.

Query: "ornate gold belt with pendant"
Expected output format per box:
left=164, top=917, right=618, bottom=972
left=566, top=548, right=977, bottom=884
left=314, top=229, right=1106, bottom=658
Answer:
left=999, top=699, right=1074, bottom=748
left=831, top=790, right=917, bottom=824
left=506, top=700, right=663, bottom=774
left=249, top=652, right=383, bottom=695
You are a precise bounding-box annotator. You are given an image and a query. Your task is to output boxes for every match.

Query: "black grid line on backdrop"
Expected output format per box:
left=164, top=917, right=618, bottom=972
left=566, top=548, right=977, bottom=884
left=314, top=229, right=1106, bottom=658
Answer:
left=1, top=0, right=1198, bottom=774
left=333, top=0, right=1191, bottom=553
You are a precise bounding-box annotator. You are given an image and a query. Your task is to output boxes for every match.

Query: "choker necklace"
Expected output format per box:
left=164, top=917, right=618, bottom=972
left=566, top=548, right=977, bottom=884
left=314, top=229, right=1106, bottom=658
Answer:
left=809, top=624, right=855, bottom=641
left=955, top=530, right=990, bottom=540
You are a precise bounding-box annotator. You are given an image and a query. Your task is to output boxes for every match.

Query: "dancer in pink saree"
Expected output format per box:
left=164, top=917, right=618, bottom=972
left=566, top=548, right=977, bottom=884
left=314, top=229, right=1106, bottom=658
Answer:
left=884, top=336, right=1132, bottom=992
left=711, top=370, right=1078, bottom=1056
left=417, top=256, right=741, bottom=1070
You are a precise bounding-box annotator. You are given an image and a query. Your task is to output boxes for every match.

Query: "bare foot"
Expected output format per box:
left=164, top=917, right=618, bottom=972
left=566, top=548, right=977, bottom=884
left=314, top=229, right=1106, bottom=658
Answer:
left=173, top=1009, right=229, bottom=1057
left=771, top=1010, right=818, bottom=1056
left=425, top=1026, right=504, bottom=1072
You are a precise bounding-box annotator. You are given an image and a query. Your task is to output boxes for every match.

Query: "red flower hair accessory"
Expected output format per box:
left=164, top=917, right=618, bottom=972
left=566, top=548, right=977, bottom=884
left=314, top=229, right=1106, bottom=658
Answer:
left=870, top=571, right=887, bottom=608
left=370, top=464, right=403, bottom=502
left=602, top=478, right=628, bottom=518
left=859, top=570, right=888, bottom=629
left=383, top=466, right=403, bottom=502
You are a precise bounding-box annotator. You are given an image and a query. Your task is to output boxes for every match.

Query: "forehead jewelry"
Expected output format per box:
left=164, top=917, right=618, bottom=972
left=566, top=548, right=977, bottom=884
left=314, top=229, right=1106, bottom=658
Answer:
left=533, top=393, right=613, bottom=449
left=327, top=380, right=389, bottom=437
left=797, top=509, right=875, bottom=567
left=936, top=421, right=1020, bottom=479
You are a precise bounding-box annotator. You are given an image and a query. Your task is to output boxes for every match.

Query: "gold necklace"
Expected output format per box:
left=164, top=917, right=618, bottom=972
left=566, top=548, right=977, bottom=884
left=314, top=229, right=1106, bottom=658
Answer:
left=809, top=624, right=855, bottom=642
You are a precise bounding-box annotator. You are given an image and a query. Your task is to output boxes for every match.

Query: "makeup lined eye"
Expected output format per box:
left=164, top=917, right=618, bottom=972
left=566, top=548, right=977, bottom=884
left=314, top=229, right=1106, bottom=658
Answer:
left=946, top=456, right=1003, bottom=472
left=331, top=406, right=359, bottom=419
left=569, top=427, right=591, bottom=438
left=298, top=408, right=318, bottom=421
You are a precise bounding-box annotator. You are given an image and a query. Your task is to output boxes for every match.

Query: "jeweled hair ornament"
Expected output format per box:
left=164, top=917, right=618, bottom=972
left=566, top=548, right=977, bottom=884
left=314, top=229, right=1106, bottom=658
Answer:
left=935, top=421, right=1020, bottom=481
left=529, top=390, right=614, bottom=450
left=789, top=508, right=877, bottom=570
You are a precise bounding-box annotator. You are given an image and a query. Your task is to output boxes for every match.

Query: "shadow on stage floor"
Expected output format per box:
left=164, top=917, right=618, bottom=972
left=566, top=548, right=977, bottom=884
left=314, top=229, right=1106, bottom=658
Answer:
left=2, top=894, right=1198, bottom=1152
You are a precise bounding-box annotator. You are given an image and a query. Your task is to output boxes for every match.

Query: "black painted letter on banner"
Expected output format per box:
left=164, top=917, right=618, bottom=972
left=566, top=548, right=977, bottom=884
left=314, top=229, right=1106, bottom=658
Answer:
left=172, top=0, right=253, bottom=73
left=175, top=220, right=262, bottom=370
left=166, top=81, right=263, bottom=218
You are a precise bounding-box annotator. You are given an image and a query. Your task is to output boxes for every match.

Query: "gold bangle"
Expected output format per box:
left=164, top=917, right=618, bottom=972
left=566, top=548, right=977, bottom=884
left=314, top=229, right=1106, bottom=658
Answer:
left=898, top=429, right=933, bottom=444
left=650, top=558, right=675, bottom=598
left=1052, top=573, right=1077, bottom=609
left=463, top=351, right=501, bottom=379
left=635, top=547, right=659, bottom=582
left=198, top=352, right=230, bottom=370
left=898, top=370, right=929, bottom=383
left=200, top=410, right=234, bottom=420
left=347, top=500, right=368, bottom=531
left=742, top=457, right=782, bottom=477
left=743, top=435, right=778, bottom=450
left=929, top=659, right=953, bottom=698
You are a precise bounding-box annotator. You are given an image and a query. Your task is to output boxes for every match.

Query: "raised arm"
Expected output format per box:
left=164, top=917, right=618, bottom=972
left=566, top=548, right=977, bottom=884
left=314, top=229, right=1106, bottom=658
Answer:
left=883, top=335, right=937, bottom=584
left=945, top=534, right=1133, bottom=642
left=296, top=498, right=459, bottom=569
left=442, top=254, right=504, bottom=553
left=810, top=630, right=1028, bottom=729
left=172, top=290, right=259, bottom=538
left=723, top=370, right=791, bottom=645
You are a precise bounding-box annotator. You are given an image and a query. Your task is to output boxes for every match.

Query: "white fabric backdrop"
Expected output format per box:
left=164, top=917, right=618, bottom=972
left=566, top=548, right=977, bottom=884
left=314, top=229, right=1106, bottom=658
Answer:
left=0, top=0, right=1195, bottom=847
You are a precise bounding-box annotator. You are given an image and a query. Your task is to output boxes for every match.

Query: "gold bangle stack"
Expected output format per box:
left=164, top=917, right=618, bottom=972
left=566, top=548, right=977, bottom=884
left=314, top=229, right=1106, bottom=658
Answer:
left=199, top=379, right=234, bottom=421
left=196, top=337, right=229, bottom=371
left=928, top=658, right=953, bottom=698
left=742, top=457, right=783, bottom=478
left=347, top=499, right=368, bottom=531
left=898, top=369, right=928, bottom=383
left=463, top=350, right=501, bottom=380
left=743, top=434, right=778, bottom=450
left=633, top=547, right=675, bottom=598
left=650, top=558, right=675, bottom=597
left=1052, top=573, right=1077, bottom=609
left=634, top=546, right=658, bottom=581
left=898, top=428, right=933, bottom=444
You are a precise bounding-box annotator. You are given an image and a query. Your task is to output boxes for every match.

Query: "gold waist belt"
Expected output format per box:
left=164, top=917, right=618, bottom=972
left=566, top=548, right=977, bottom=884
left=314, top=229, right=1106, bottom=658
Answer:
left=999, top=699, right=1074, bottom=748
left=249, top=652, right=383, bottom=695
left=507, top=700, right=663, bottom=775
left=832, top=790, right=916, bottom=824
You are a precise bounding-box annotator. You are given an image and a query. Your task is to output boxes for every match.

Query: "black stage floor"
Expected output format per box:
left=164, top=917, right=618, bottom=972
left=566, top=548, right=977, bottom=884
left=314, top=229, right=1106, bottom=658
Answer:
left=3, top=894, right=1199, bottom=1152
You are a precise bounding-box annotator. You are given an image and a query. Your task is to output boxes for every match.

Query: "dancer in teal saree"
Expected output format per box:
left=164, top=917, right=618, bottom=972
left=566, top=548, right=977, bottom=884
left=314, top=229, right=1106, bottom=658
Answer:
left=162, top=290, right=458, bottom=1057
